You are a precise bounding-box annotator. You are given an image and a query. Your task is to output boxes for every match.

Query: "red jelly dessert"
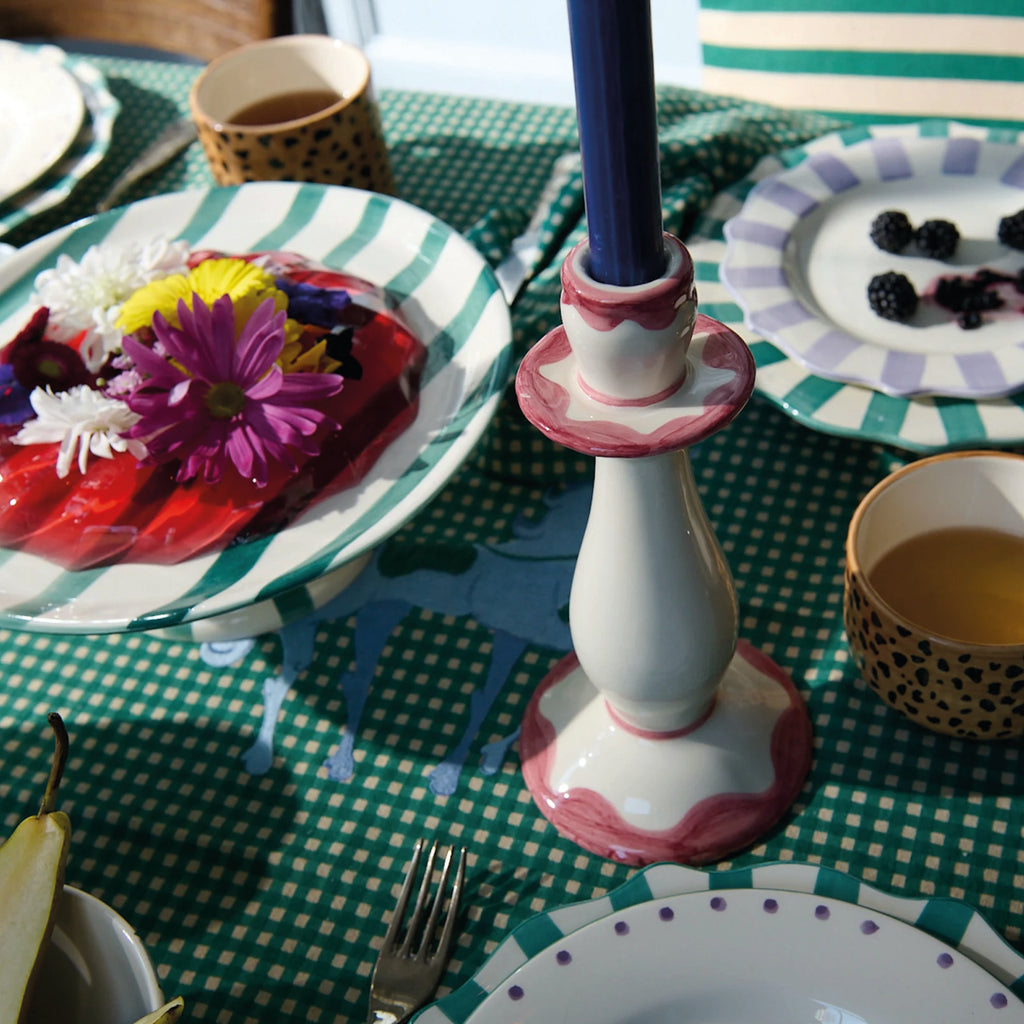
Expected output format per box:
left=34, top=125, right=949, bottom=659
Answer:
left=0, top=250, right=425, bottom=570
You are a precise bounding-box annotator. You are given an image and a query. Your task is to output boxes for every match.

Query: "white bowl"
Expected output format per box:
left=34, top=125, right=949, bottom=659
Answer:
left=26, top=886, right=163, bottom=1024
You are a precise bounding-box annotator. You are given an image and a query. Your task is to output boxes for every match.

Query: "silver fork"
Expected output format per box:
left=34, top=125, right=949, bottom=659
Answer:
left=368, top=838, right=467, bottom=1024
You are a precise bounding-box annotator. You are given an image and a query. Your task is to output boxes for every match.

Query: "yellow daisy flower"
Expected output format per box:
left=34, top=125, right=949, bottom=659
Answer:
left=116, top=258, right=300, bottom=342
left=278, top=337, right=342, bottom=375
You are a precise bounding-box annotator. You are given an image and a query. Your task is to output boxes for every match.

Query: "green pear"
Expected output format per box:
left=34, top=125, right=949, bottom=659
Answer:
left=131, top=996, right=185, bottom=1024
left=0, top=713, right=71, bottom=1024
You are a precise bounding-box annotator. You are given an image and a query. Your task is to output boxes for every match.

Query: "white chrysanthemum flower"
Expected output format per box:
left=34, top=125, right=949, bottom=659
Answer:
left=13, top=385, right=147, bottom=478
left=33, top=237, right=191, bottom=371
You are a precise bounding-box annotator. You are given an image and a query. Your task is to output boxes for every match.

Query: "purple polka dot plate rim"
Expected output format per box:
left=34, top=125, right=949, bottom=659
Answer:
left=721, top=120, right=1024, bottom=401
left=413, top=862, right=1024, bottom=1024
left=468, top=890, right=1019, bottom=1023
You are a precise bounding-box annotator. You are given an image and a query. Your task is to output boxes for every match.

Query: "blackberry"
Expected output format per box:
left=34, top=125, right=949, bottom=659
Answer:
left=867, top=271, right=918, bottom=321
left=998, top=209, right=1024, bottom=251
left=934, top=276, right=973, bottom=312
left=974, top=268, right=1011, bottom=288
left=935, top=273, right=1005, bottom=314
left=870, top=210, right=913, bottom=253
left=967, top=288, right=1004, bottom=312
left=914, top=219, right=959, bottom=260
left=959, top=310, right=983, bottom=330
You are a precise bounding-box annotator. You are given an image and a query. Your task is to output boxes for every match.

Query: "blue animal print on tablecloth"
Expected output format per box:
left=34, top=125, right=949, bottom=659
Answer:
left=205, top=484, right=590, bottom=794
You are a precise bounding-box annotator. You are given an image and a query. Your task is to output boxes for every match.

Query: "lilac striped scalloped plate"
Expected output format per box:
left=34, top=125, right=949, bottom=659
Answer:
left=722, top=122, right=1024, bottom=400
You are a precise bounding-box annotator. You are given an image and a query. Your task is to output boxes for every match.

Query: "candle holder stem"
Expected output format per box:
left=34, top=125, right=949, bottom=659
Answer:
left=515, top=233, right=812, bottom=866
left=573, top=451, right=736, bottom=734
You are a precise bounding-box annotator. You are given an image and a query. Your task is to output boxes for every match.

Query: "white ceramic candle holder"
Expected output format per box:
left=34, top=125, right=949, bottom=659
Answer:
left=515, top=233, right=812, bottom=865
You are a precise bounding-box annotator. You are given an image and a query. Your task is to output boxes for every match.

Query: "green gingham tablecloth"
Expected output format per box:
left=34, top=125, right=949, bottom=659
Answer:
left=2, top=49, right=1024, bottom=1024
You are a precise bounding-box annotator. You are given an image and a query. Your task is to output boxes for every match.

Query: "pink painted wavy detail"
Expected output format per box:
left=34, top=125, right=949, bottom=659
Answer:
left=576, top=369, right=687, bottom=408
left=515, top=314, right=755, bottom=458
left=605, top=697, right=716, bottom=738
left=520, top=640, right=812, bottom=866
left=561, top=236, right=696, bottom=333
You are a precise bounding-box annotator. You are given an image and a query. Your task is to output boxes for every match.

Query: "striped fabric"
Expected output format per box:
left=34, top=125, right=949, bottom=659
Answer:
left=698, top=0, right=1024, bottom=125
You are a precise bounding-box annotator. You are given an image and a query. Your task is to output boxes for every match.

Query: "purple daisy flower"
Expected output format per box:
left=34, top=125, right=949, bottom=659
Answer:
left=122, top=294, right=344, bottom=487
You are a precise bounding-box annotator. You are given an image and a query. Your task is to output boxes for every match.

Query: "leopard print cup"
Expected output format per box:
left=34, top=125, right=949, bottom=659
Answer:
left=189, top=34, right=394, bottom=193
left=844, top=451, right=1024, bottom=740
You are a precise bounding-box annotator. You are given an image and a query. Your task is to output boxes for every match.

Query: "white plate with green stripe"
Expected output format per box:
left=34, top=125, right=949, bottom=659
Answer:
left=0, top=42, right=84, bottom=203
left=0, top=182, right=512, bottom=637
left=0, top=44, right=120, bottom=240
left=415, top=862, right=1024, bottom=1024
left=690, top=121, right=1024, bottom=452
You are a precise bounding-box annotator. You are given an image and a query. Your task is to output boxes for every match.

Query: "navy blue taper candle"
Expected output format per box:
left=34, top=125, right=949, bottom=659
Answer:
left=566, top=0, right=665, bottom=286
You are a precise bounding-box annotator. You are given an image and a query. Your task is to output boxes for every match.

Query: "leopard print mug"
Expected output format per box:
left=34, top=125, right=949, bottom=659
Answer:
left=189, top=34, right=394, bottom=194
left=844, top=450, right=1024, bottom=740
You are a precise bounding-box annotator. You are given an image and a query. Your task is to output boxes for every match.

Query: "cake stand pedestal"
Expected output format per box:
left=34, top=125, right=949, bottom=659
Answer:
left=514, top=233, right=812, bottom=866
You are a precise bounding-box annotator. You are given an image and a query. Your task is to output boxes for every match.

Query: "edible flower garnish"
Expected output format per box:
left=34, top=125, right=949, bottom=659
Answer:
left=32, top=238, right=190, bottom=370
left=5, top=310, right=93, bottom=394
left=0, top=365, right=33, bottom=426
left=123, top=294, right=343, bottom=487
left=117, top=257, right=295, bottom=339
left=278, top=336, right=342, bottom=375
left=12, top=385, right=146, bottom=478
left=2, top=239, right=355, bottom=484
left=275, top=277, right=352, bottom=326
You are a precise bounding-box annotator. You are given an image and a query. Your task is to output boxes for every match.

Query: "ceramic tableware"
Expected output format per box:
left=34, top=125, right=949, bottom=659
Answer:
left=845, top=450, right=1024, bottom=738
left=0, top=42, right=84, bottom=203
left=189, top=34, right=393, bottom=194
left=0, top=182, right=511, bottom=638
left=516, top=233, right=810, bottom=866
left=0, top=44, right=119, bottom=241
left=416, top=861, right=1024, bottom=1024
left=688, top=120, right=1024, bottom=452
left=722, top=126, right=1024, bottom=399
left=26, top=886, right=163, bottom=1024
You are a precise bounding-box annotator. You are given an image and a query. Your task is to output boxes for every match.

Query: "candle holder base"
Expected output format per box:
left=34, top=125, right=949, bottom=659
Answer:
left=520, top=639, right=811, bottom=866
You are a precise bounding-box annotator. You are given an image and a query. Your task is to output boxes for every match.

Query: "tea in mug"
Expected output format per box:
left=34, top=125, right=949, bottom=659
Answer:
left=228, top=89, right=343, bottom=126
left=869, top=526, right=1024, bottom=645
